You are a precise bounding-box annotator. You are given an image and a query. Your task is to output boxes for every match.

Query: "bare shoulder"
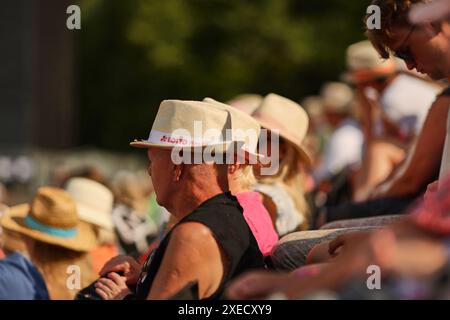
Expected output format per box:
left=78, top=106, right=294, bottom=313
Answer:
left=170, top=221, right=215, bottom=246
left=429, top=94, right=450, bottom=112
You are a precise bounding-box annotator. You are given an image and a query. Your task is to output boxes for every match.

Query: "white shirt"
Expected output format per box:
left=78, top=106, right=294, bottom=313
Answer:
left=380, top=74, right=441, bottom=137
left=439, top=109, right=450, bottom=189
left=314, top=118, right=364, bottom=182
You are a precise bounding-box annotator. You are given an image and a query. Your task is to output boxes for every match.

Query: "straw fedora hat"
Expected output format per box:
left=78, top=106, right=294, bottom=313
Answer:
left=203, top=97, right=264, bottom=160
left=345, top=40, right=398, bottom=83
left=65, top=177, right=114, bottom=231
left=320, top=82, right=354, bottom=115
left=251, top=93, right=311, bottom=165
left=1, top=187, right=97, bottom=252
left=226, top=94, right=263, bottom=115
left=131, top=100, right=243, bottom=153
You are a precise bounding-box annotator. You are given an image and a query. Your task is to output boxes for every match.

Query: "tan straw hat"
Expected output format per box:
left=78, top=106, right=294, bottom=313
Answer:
left=345, top=40, right=397, bottom=83
left=251, top=93, right=311, bottom=165
left=65, top=177, right=114, bottom=231
left=226, top=94, right=263, bottom=115
left=203, top=97, right=264, bottom=159
left=320, top=82, right=354, bottom=115
left=130, top=100, right=242, bottom=153
left=1, top=187, right=97, bottom=252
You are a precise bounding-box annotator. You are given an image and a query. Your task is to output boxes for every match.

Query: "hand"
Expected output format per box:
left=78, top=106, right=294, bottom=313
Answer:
left=99, top=255, right=141, bottom=285
left=94, top=272, right=132, bottom=300
left=226, top=271, right=294, bottom=300
left=328, top=231, right=371, bottom=257
left=424, top=180, right=439, bottom=200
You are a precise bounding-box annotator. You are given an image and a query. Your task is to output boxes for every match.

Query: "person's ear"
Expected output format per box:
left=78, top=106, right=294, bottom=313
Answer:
left=173, top=164, right=183, bottom=182
left=228, top=164, right=238, bottom=174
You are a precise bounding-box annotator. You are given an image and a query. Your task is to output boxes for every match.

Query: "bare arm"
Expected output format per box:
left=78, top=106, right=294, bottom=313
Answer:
left=147, top=222, right=225, bottom=299
left=371, top=96, right=450, bottom=199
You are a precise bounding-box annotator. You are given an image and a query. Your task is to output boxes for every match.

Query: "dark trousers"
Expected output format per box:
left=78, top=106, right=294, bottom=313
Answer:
left=323, top=196, right=418, bottom=223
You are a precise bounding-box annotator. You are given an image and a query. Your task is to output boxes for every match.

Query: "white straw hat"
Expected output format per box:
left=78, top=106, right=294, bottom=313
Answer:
left=131, top=100, right=251, bottom=155
left=65, top=177, right=114, bottom=231
left=251, top=93, right=311, bottom=165
left=203, top=97, right=264, bottom=159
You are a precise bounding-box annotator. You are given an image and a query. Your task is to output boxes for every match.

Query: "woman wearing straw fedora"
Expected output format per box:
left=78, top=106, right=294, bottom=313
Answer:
left=1, top=187, right=97, bottom=299
left=251, top=93, right=312, bottom=235
left=94, top=99, right=264, bottom=300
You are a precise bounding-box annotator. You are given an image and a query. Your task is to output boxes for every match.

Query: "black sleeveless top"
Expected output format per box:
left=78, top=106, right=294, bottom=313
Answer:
left=133, top=192, right=264, bottom=300
left=440, top=85, right=450, bottom=97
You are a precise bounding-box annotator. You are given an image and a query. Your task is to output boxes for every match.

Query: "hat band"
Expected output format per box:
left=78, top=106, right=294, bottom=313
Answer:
left=25, top=215, right=77, bottom=238
left=147, top=130, right=226, bottom=147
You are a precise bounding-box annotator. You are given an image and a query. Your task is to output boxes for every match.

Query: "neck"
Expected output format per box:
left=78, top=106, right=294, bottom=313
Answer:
left=171, top=180, right=228, bottom=221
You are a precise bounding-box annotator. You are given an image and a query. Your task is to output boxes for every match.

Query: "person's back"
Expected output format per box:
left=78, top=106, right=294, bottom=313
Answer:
left=0, top=252, right=49, bottom=300
left=236, top=191, right=278, bottom=257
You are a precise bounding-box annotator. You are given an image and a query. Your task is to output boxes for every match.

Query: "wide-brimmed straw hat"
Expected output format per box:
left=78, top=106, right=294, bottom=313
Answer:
left=65, top=177, right=114, bottom=231
left=131, top=100, right=243, bottom=153
left=1, top=187, right=97, bottom=252
left=251, top=93, right=311, bottom=165
left=203, top=97, right=264, bottom=160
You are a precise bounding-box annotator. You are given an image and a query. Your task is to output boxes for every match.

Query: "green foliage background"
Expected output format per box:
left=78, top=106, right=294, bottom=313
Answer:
left=77, top=0, right=370, bottom=150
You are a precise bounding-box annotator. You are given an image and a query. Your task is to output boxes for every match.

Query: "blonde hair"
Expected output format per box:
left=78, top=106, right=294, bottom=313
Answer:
left=30, top=240, right=97, bottom=300
left=94, top=226, right=117, bottom=246
left=233, top=165, right=257, bottom=191
left=257, top=142, right=310, bottom=229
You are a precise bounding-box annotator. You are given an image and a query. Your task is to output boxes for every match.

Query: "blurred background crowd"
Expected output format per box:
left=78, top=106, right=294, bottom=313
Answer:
left=1, top=0, right=450, bottom=300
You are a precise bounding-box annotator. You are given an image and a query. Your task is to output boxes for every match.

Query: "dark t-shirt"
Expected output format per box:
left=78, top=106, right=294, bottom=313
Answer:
left=134, top=192, right=264, bottom=300
left=0, top=252, right=49, bottom=300
left=440, top=85, right=450, bottom=97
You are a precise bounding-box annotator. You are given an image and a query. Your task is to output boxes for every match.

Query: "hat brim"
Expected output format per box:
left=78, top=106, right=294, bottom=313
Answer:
left=1, top=204, right=97, bottom=252
left=130, top=139, right=266, bottom=162
left=252, top=115, right=312, bottom=166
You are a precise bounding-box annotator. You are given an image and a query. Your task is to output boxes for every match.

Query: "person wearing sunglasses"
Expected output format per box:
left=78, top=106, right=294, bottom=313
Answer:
left=344, top=40, right=443, bottom=203
left=368, top=0, right=450, bottom=81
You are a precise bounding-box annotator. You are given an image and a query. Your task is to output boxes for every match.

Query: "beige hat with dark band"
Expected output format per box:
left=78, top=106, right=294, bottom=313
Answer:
left=251, top=93, right=311, bottom=165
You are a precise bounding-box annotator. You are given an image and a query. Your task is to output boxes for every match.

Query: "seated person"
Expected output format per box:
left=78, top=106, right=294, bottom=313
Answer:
left=251, top=93, right=312, bottom=235
left=226, top=173, right=450, bottom=300
left=93, top=100, right=265, bottom=300
left=1, top=189, right=97, bottom=300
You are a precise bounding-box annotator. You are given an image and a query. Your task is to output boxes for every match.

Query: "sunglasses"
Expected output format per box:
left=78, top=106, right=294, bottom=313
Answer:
left=393, top=26, right=416, bottom=64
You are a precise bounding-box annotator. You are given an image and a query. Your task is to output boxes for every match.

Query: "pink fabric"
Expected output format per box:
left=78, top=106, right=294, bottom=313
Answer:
left=236, top=192, right=278, bottom=256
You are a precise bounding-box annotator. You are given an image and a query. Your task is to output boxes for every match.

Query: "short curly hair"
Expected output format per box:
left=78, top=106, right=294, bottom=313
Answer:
left=365, top=0, right=431, bottom=58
